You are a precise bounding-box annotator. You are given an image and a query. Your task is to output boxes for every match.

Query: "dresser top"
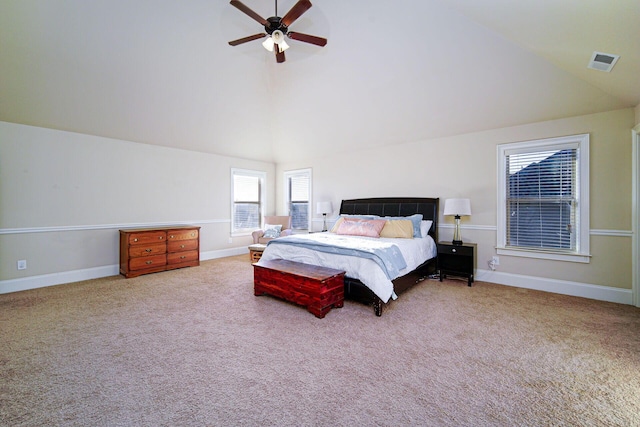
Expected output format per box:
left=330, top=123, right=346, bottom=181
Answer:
left=120, top=225, right=200, bottom=233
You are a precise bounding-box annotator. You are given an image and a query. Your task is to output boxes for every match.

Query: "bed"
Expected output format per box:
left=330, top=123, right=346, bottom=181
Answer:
left=257, top=197, right=439, bottom=316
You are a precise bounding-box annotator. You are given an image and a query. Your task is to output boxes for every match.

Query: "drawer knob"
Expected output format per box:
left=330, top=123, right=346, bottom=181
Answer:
left=146, top=260, right=153, bottom=265
left=452, top=248, right=457, bottom=253
left=145, top=248, right=152, bottom=252
left=180, top=244, right=185, bottom=248
left=133, top=238, right=138, bottom=242
left=180, top=255, right=186, bottom=259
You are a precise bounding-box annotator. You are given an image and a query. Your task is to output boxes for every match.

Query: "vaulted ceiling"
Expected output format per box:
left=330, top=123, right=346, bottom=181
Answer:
left=1, top=0, right=638, bottom=163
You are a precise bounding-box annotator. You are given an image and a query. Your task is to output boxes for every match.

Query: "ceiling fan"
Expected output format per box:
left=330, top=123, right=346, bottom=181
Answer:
left=228, top=0, right=327, bottom=63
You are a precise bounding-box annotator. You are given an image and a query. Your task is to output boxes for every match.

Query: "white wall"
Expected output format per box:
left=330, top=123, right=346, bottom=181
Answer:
left=277, top=108, right=636, bottom=304
left=2, top=107, right=636, bottom=304
left=0, top=122, right=275, bottom=291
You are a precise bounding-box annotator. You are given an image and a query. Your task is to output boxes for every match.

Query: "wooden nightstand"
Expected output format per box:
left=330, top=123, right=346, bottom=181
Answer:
left=437, top=242, right=477, bottom=286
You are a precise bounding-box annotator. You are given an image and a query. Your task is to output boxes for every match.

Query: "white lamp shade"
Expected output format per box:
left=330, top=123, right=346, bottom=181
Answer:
left=278, top=39, right=290, bottom=52
left=317, top=201, right=332, bottom=215
left=272, top=30, right=285, bottom=44
left=262, top=37, right=274, bottom=52
left=443, top=198, right=471, bottom=216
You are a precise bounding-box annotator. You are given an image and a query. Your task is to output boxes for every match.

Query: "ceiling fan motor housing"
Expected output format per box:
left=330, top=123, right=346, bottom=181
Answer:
left=265, top=16, right=287, bottom=35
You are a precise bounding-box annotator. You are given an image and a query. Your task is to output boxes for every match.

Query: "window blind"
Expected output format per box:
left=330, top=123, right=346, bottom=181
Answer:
left=288, top=174, right=309, bottom=229
left=233, top=174, right=260, bottom=230
left=506, top=148, right=577, bottom=251
left=289, top=174, right=309, bottom=202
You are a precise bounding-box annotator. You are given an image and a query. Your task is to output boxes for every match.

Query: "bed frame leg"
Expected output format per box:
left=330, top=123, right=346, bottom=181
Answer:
left=373, top=298, right=383, bottom=317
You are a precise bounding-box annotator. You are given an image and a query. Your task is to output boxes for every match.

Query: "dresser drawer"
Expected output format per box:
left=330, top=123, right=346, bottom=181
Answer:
left=128, top=243, right=167, bottom=257
left=167, top=250, right=199, bottom=265
left=129, top=254, right=167, bottom=271
left=128, top=231, right=166, bottom=245
left=167, top=239, right=199, bottom=253
left=167, top=229, right=199, bottom=241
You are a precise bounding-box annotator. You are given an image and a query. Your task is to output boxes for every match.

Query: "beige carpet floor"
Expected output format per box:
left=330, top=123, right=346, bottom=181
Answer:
left=1, top=255, right=639, bottom=426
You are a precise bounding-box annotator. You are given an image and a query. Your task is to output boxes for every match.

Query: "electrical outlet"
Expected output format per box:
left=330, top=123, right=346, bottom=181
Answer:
left=491, top=256, right=499, bottom=266
left=17, top=259, right=27, bottom=270
left=228, top=237, right=233, bottom=244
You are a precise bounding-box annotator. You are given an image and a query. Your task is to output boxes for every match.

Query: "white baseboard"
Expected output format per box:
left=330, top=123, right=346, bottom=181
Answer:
left=0, top=265, right=120, bottom=295
left=2, top=249, right=632, bottom=306
left=476, top=268, right=633, bottom=305
left=0, top=247, right=249, bottom=295
left=200, top=247, right=248, bottom=261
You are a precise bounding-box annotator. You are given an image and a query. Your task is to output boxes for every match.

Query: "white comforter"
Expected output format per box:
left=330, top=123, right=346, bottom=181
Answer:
left=257, top=233, right=437, bottom=303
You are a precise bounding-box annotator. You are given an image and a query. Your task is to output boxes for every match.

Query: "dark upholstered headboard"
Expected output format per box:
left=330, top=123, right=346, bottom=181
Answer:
left=339, top=197, right=439, bottom=242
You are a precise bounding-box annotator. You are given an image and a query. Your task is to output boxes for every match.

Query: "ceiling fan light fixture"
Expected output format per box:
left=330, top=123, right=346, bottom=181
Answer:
left=278, top=39, right=290, bottom=52
left=229, top=0, right=327, bottom=63
left=272, top=30, right=285, bottom=44
left=262, top=36, right=275, bottom=52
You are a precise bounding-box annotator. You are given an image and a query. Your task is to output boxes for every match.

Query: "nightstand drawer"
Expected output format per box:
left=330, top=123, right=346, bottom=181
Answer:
left=438, top=245, right=473, bottom=257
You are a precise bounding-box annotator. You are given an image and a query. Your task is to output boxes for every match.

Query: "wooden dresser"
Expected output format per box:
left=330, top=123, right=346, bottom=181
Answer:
left=119, top=226, right=200, bottom=278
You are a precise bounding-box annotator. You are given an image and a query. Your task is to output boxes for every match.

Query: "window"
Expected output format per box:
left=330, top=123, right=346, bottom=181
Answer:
left=231, top=169, right=265, bottom=235
left=497, top=134, right=590, bottom=263
left=284, top=169, right=311, bottom=230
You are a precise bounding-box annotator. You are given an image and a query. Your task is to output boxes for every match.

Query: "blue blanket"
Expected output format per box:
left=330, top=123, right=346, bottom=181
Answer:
left=267, top=233, right=407, bottom=279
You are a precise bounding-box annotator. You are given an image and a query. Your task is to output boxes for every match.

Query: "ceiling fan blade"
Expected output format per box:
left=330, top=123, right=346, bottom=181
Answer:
left=281, top=0, right=312, bottom=27
left=275, top=48, right=286, bottom=63
left=228, top=33, right=267, bottom=46
left=230, top=0, right=268, bottom=26
left=287, top=32, right=327, bottom=47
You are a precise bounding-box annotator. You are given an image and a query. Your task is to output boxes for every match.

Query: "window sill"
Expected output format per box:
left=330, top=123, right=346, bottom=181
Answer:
left=496, top=247, right=591, bottom=263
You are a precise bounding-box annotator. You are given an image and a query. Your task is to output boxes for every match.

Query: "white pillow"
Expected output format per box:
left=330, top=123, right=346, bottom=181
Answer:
left=263, top=224, right=282, bottom=238
left=420, top=220, right=434, bottom=238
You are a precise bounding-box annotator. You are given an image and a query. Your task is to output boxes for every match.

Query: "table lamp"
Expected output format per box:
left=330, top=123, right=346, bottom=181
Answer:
left=317, top=201, right=332, bottom=232
left=443, top=198, right=471, bottom=245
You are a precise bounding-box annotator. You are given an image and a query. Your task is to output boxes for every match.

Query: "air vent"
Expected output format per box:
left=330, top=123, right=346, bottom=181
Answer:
left=587, top=51, right=619, bottom=72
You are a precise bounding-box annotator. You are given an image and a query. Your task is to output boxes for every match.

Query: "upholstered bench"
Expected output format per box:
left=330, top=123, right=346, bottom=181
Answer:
left=253, top=259, right=345, bottom=318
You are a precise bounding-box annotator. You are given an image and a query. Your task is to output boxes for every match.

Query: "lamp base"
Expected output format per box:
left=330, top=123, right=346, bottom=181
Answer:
left=452, top=215, right=463, bottom=246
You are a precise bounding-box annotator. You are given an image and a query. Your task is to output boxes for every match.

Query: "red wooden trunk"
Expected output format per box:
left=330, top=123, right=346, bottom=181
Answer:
left=253, top=259, right=345, bottom=318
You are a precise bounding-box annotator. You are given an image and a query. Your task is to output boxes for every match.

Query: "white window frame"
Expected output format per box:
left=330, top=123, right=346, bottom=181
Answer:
left=283, top=168, right=312, bottom=231
left=497, top=134, right=590, bottom=263
left=231, top=168, right=266, bottom=236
